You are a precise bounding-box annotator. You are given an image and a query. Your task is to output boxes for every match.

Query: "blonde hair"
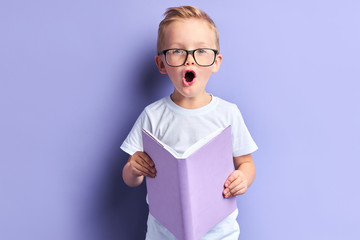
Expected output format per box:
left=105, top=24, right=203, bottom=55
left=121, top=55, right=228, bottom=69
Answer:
left=157, top=6, right=220, bottom=53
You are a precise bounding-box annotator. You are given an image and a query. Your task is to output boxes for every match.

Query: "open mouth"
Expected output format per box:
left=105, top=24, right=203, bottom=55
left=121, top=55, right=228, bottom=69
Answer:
left=183, top=70, right=196, bottom=86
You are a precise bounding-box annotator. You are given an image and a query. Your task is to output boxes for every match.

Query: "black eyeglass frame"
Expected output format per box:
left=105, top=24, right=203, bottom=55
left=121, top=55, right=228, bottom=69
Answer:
left=157, top=48, right=219, bottom=67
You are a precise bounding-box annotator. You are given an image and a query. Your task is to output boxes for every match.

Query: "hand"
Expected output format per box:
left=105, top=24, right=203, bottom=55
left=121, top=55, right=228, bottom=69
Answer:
left=223, top=170, right=248, bottom=198
left=128, top=151, right=156, bottom=178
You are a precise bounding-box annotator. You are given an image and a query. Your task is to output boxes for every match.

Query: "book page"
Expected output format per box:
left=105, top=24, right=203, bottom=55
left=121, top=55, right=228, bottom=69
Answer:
left=142, top=129, right=181, bottom=158
left=142, top=127, right=227, bottom=159
left=182, top=127, right=225, bottom=158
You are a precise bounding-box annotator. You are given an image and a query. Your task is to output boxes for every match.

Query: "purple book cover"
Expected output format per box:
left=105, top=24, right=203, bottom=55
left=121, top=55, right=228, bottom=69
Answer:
left=142, top=126, right=237, bottom=240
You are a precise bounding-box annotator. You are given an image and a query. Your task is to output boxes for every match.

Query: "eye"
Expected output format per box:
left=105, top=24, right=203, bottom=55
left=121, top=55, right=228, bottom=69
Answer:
left=197, top=49, right=206, bottom=54
left=169, top=49, right=185, bottom=55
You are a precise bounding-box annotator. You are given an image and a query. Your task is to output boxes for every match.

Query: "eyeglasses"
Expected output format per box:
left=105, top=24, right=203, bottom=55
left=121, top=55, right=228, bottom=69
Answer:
left=158, top=48, right=219, bottom=67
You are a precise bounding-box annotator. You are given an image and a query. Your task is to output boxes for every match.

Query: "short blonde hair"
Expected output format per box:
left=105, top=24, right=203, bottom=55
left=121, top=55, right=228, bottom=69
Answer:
left=157, top=6, right=220, bottom=53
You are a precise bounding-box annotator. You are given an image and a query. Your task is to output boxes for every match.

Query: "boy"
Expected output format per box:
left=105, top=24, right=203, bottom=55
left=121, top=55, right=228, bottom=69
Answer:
left=121, top=6, right=258, bottom=240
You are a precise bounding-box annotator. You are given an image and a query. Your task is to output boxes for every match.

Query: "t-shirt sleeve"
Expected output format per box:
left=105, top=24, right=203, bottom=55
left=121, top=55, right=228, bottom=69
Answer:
left=120, top=110, right=148, bottom=156
left=231, top=105, right=258, bottom=157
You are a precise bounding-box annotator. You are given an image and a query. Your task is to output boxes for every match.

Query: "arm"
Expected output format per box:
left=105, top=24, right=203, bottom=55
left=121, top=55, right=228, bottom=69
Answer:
left=122, top=151, right=156, bottom=187
left=223, top=154, right=256, bottom=198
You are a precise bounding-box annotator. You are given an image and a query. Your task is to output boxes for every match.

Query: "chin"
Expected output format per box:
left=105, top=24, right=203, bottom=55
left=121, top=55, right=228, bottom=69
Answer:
left=179, top=89, right=203, bottom=99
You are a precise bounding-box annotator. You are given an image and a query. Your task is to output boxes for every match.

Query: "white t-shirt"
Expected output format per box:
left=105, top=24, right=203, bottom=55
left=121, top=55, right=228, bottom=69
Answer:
left=121, top=95, right=258, bottom=240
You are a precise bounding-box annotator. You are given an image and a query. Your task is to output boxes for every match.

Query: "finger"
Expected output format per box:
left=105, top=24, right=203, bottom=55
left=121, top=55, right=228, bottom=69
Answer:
left=133, top=164, right=155, bottom=178
left=224, top=171, right=239, bottom=188
left=133, top=152, right=156, bottom=174
left=228, top=177, right=242, bottom=191
left=223, top=188, right=233, bottom=198
left=223, top=188, right=229, bottom=196
left=138, top=152, right=155, bottom=168
left=138, top=153, right=157, bottom=175
left=233, top=186, right=247, bottom=196
left=138, top=157, right=156, bottom=174
left=224, top=185, right=247, bottom=198
left=229, top=181, right=246, bottom=195
left=132, top=160, right=156, bottom=177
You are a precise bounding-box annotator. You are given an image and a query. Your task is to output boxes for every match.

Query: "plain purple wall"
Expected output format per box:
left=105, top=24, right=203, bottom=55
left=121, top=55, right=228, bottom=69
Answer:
left=1, top=0, right=359, bottom=239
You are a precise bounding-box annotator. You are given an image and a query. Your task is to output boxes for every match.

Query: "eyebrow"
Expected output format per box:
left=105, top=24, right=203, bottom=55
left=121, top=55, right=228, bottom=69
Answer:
left=168, top=42, right=212, bottom=48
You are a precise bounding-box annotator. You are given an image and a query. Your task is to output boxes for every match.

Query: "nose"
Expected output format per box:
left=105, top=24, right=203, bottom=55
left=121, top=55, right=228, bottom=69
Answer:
left=185, top=52, right=195, bottom=65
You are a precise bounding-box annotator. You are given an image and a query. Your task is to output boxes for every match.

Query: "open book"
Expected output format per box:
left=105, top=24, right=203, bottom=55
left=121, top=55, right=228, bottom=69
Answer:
left=142, top=126, right=237, bottom=240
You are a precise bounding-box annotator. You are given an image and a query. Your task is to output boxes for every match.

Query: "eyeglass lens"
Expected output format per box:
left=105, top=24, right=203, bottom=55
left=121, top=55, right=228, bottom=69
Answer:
left=165, top=49, right=216, bottom=67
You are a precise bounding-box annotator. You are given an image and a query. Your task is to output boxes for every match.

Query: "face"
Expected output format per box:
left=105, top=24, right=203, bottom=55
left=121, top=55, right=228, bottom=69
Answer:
left=155, top=18, right=222, bottom=100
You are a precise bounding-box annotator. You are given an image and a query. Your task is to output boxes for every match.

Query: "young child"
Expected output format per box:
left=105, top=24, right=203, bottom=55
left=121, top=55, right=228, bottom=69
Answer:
left=121, top=6, right=258, bottom=240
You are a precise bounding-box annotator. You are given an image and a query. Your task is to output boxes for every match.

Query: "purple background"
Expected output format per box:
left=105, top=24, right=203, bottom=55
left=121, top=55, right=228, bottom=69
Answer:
left=1, top=0, right=359, bottom=239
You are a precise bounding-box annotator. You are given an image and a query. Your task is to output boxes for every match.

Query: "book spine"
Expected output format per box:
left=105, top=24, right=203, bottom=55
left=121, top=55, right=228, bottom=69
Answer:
left=177, top=158, right=194, bottom=240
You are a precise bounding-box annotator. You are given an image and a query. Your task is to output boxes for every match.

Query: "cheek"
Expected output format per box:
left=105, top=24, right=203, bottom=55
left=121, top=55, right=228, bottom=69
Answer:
left=166, top=67, right=181, bottom=76
left=199, top=69, right=212, bottom=80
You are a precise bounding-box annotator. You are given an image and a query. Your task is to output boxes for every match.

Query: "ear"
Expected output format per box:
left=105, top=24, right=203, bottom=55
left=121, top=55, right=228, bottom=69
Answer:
left=211, top=53, right=222, bottom=73
left=155, top=55, right=167, bottom=74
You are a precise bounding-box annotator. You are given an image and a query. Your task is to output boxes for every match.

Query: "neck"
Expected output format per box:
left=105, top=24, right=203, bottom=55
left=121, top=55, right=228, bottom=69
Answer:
left=170, top=92, right=212, bottom=109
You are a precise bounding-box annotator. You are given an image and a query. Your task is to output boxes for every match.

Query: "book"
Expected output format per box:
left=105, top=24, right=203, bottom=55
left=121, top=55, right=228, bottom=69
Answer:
left=142, top=125, right=237, bottom=240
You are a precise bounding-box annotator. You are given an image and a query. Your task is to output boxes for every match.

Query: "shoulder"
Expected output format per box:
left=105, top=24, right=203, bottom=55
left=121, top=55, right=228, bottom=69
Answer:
left=140, top=97, right=174, bottom=126
left=211, top=96, right=245, bottom=126
left=213, top=96, right=240, bottom=113
left=143, top=97, right=169, bottom=114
